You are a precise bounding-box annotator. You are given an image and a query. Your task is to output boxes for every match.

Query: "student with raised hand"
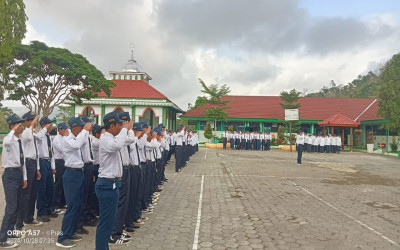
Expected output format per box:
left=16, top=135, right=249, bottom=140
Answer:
left=95, top=111, right=130, bottom=250
left=0, top=114, right=27, bottom=249
left=17, top=112, right=44, bottom=231
left=36, top=117, right=57, bottom=221
left=56, top=117, right=91, bottom=248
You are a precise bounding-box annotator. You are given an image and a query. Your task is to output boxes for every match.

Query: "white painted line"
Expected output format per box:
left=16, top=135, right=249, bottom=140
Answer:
left=192, top=175, right=205, bottom=250
left=287, top=179, right=399, bottom=246
left=204, top=149, right=208, bottom=160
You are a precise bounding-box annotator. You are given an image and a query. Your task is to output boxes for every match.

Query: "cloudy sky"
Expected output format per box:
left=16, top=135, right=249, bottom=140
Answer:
left=14, top=0, right=400, bottom=110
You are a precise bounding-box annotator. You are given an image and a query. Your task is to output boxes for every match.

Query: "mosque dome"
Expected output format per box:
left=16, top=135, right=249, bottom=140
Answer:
left=122, top=47, right=142, bottom=72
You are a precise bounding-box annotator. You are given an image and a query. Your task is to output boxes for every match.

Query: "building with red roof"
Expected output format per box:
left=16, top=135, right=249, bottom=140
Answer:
left=180, top=95, right=395, bottom=148
left=65, top=49, right=184, bottom=129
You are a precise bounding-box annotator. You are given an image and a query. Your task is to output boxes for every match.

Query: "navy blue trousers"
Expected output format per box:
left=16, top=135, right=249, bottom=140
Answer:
left=78, top=163, right=95, bottom=228
left=0, top=168, right=23, bottom=242
left=136, top=163, right=146, bottom=216
left=95, top=178, right=121, bottom=250
left=127, top=165, right=140, bottom=224
left=37, top=159, right=54, bottom=216
left=112, top=167, right=131, bottom=237
left=53, top=159, right=66, bottom=210
left=175, top=146, right=183, bottom=172
left=17, top=159, right=37, bottom=228
left=58, top=168, right=83, bottom=243
left=297, top=144, right=303, bottom=164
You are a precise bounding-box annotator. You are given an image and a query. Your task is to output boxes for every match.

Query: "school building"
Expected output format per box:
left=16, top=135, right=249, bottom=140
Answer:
left=64, top=50, right=184, bottom=129
left=180, top=96, right=399, bottom=151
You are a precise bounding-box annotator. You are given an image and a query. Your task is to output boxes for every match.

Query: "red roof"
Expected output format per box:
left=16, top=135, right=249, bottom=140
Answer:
left=97, top=80, right=167, bottom=99
left=317, top=112, right=360, bottom=127
left=182, top=96, right=382, bottom=122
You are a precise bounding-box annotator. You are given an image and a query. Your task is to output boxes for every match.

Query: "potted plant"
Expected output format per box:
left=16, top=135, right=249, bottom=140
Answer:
left=367, top=131, right=374, bottom=153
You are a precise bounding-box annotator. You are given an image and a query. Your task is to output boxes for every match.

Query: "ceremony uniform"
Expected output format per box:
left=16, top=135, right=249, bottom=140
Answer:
left=296, top=131, right=305, bottom=165
left=57, top=117, right=88, bottom=248
left=36, top=117, right=55, bottom=219
left=95, top=112, right=127, bottom=250
left=0, top=114, right=27, bottom=248
left=52, top=123, right=67, bottom=211
left=17, top=112, right=45, bottom=228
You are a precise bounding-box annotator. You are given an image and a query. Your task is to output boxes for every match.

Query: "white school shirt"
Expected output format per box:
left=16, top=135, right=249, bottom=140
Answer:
left=92, top=135, right=101, bottom=165
left=62, top=129, right=88, bottom=169
left=336, top=137, right=342, bottom=146
left=175, top=130, right=184, bottom=146
left=2, top=130, right=27, bottom=180
left=296, top=134, right=305, bottom=145
left=52, top=134, right=65, bottom=160
left=80, top=132, right=94, bottom=164
left=22, top=127, right=46, bottom=170
left=98, top=128, right=127, bottom=178
left=137, top=134, right=148, bottom=163
left=120, top=130, right=137, bottom=166
left=320, top=137, right=325, bottom=147
left=325, top=137, right=331, bottom=146
left=129, top=141, right=140, bottom=166
left=312, top=136, right=318, bottom=146
left=36, top=131, right=55, bottom=169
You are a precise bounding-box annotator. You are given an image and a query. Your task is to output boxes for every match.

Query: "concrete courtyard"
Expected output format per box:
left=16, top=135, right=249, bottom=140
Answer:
left=1, top=148, right=400, bottom=249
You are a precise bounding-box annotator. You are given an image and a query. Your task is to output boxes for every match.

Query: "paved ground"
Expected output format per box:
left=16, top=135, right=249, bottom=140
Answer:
left=1, top=148, right=400, bottom=249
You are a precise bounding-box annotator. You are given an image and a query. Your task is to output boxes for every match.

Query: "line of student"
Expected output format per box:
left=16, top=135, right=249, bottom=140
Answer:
left=0, top=111, right=197, bottom=249
left=222, top=131, right=272, bottom=151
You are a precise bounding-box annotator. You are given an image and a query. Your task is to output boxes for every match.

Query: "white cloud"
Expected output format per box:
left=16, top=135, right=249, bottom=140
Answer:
left=16, top=0, right=400, bottom=112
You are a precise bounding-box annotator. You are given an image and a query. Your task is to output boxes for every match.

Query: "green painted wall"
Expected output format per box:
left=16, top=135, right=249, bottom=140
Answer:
left=101, top=104, right=106, bottom=125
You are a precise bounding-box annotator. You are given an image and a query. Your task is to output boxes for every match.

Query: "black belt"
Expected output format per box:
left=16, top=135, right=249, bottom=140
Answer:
left=5, top=167, right=22, bottom=171
left=39, top=158, right=51, bottom=162
left=26, top=158, right=37, bottom=162
left=123, top=165, right=132, bottom=169
left=65, top=167, right=83, bottom=171
left=102, top=177, right=122, bottom=181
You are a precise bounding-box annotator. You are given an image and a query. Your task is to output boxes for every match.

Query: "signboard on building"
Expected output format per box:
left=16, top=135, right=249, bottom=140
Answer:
left=285, top=109, right=299, bottom=121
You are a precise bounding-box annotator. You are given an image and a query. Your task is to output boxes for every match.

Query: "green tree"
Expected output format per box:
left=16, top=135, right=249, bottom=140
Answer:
left=56, top=105, right=73, bottom=123
left=280, top=89, right=302, bottom=148
left=0, top=0, right=28, bottom=100
left=188, top=96, right=208, bottom=110
left=280, top=89, right=302, bottom=133
left=204, top=122, right=212, bottom=141
left=2, top=41, right=115, bottom=116
left=0, top=106, right=13, bottom=132
left=377, top=53, right=400, bottom=133
left=199, top=78, right=231, bottom=140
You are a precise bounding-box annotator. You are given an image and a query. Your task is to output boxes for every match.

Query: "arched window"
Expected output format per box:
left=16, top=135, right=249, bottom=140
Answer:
left=139, top=107, right=159, bottom=128
left=113, top=106, right=125, bottom=114
left=80, top=105, right=99, bottom=124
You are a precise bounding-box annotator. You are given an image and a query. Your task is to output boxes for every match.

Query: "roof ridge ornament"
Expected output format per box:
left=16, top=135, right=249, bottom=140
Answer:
left=122, top=43, right=142, bottom=72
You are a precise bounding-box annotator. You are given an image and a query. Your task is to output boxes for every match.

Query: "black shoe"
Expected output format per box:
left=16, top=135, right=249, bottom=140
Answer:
left=109, top=236, right=130, bottom=245
left=129, top=224, right=140, bottom=229
left=123, top=225, right=135, bottom=233
left=69, top=234, right=83, bottom=242
left=37, top=215, right=50, bottom=222
left=121, top=233, right=132, bottom=240
left=0, top=241, right=19, bottom=248
left=46, top=212, right=58, bottom=218
left=75, top=228, right=89, bottom=234
left=25, top=220, right=43, bottom=226
left=56, top=239, right=76, bottom=248
left=84, top=220, right=97, bottom=227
